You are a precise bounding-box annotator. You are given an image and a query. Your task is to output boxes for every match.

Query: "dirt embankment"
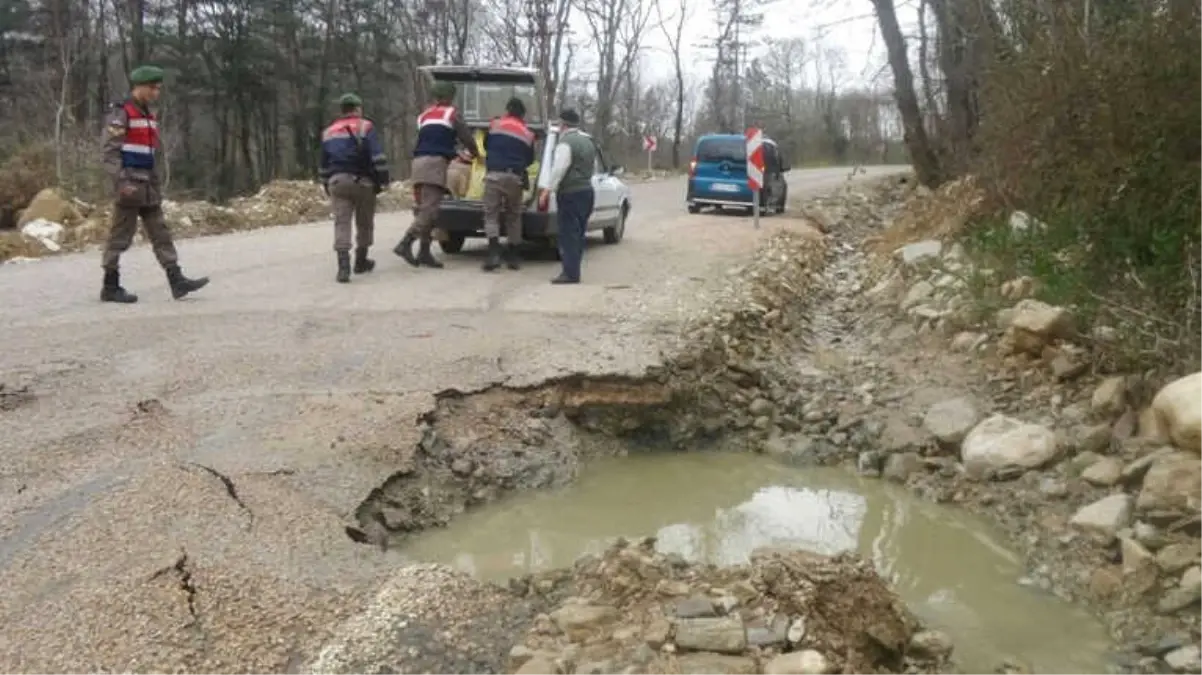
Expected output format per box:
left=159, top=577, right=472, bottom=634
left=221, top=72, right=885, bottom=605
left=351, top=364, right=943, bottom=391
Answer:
left=334, top=174, right=1198, bottom=674
left=0, top=180, right=414, bottom=263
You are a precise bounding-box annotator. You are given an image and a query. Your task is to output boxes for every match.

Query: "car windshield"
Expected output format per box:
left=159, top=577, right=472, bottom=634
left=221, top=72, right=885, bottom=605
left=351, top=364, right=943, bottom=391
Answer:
left=446, top=81, right=543, bottom=125
left=697, top=137, right=745, bottom=163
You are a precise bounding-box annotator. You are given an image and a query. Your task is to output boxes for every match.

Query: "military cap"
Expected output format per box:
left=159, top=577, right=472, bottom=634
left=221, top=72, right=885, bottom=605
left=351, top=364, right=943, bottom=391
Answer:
left=129, top=65, right=165, bottom=85
left=339, top=93, right=363, bottom=107
left=431, top=81, right=457, bottom=101
left=558, top=108, right=581, bottom=126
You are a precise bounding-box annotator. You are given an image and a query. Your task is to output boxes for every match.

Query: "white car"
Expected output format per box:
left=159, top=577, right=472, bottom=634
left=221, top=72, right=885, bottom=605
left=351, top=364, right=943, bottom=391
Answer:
left=417, top=64, right=633, bottom=255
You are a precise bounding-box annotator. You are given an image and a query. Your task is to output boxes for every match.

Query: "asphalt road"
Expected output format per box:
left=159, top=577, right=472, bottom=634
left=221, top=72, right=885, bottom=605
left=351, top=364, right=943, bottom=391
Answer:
left=0, top=165, right=902, bottom=672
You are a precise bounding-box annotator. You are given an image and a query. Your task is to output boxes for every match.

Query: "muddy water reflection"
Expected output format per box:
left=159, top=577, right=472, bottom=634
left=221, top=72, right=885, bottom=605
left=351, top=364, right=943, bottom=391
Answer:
left=404, top=452, right=1111, bottom=673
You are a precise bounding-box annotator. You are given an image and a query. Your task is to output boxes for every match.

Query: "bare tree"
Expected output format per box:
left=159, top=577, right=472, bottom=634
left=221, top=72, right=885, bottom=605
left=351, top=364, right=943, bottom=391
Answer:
left=654, top=0, right=689, bottom=168
left=869, top=0, right=942, bottom=186
left=574, top=0, right=655, bottom=147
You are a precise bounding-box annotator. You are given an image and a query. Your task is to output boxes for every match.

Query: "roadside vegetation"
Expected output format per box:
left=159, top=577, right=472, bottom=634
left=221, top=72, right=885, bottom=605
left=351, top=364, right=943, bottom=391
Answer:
left=871, top=0, right=1200, bottom=373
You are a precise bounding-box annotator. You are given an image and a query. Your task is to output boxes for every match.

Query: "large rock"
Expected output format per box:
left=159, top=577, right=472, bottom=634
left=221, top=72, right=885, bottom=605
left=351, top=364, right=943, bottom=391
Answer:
left=1069, top=494, right=1133, bottom=541
left=1165, top=645, right=1201, bottom=674
left=1081, top=457, right=1123, bottom=486
left=514, top=653, right=559, bottom=674
left=1146, top=373, right=1201, bottom=454
left=763, top=650, right=833, bottom=675
left=549, top=603, right=617, bottom=642
left=901, top=281, right=935, bottom=311
left=674, top=617, right=747, bottom=654
left=999, top=300, right=1075, bottom=354
left=1136, top=453, right=1202, bottom=513
left=1091, top=377, right=1128, bottom=418
left=924, top=397, right=983, bottom=446
left=16, top=187, right=82, bottom=228
left=895, top=240, right=942, bottom=268
left=676, top=653, right=758, bottom=674
left=19, top=218, right=65, bottom=252
left=961, top=414, right=1060, bottom=476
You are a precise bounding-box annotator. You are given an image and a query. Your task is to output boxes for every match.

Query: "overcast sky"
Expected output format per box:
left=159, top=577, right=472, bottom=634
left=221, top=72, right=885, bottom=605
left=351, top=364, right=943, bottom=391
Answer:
left=622, top=0, right=914, bottom=92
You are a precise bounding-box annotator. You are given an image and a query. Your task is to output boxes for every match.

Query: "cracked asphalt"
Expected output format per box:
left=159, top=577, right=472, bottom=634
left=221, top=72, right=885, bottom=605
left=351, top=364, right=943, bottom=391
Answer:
left=0, top=166, right=900, bottom=672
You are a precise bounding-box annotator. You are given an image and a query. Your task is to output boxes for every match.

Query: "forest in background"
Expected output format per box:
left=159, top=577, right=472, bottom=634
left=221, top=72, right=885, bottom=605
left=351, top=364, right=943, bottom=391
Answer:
left=0, top=0, right=905, bottom=203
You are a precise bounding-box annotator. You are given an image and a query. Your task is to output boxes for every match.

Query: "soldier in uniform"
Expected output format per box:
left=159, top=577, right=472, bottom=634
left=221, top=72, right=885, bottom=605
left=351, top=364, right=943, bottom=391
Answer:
left=100, top=65, right=209, bottom=303
left=481, top=97, right=536, bottom=272
left=393, top=81, right=479, bottom=269
left=541, top=109, right=596, bottom=284
left=319, top=93, right=391, bottom=283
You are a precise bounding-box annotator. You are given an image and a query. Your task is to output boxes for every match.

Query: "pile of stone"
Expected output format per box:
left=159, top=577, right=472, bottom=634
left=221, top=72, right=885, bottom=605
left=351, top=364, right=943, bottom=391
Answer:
left=862, top=175, right=987, bottom=277
left=508, top=538, right=954, bottom=674
left=660, top=178, right=924, bottom=446
left=659, top=224, right=830, bottom=443
left=796, top=184, right=1202, bottom=669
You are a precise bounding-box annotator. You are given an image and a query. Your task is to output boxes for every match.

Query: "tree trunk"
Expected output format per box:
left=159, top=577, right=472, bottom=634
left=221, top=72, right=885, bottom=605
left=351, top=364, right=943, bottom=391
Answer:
left=870, top=0, right=942, bottom=187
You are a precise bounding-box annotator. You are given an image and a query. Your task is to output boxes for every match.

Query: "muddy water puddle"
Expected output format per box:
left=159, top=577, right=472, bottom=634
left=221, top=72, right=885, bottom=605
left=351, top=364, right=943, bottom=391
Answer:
left=404, top=451, right=1111, bottom=673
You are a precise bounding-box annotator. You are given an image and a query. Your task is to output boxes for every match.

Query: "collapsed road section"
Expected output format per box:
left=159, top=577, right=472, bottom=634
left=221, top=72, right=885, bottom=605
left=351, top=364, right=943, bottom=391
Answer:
left=349, top=218, right=832, bottom=549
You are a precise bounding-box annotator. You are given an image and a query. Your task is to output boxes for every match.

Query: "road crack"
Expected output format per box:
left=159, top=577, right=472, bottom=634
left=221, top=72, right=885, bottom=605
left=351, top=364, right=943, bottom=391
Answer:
left=150, top=548, right=199, bottom=625
left=184, top=462, right=254, bottom=524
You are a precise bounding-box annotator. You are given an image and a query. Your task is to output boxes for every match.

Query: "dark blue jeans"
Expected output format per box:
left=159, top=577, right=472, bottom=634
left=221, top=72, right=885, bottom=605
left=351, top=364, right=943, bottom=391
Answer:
left=556, top=187, right=595, bottom=281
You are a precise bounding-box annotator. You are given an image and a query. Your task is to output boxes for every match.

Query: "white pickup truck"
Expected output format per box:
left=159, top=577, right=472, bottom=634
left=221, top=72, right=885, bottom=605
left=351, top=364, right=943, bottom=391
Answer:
left=417, top=64, right=633, bottom=255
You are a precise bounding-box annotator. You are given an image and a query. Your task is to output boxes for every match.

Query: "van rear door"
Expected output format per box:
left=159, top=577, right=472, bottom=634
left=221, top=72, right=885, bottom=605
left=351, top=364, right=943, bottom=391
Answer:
left=691, top=136, right=752, bottom=203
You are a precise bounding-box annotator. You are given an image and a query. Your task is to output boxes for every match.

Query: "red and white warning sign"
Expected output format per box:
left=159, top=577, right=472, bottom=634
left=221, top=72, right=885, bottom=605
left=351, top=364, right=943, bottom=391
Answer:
left=642, top=135, right=658, bottom=152
left=745, top=127, right=764, bottom=191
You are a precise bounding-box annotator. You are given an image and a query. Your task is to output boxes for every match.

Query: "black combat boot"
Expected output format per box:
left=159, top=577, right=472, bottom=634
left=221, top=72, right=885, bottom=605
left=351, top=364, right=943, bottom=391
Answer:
left=100, top=269, right=138, bottom=304
left=393, top=231, right=418, bottom=267
left=482, top=237, right=502, bottom=272
left=416, top=236, right=444, bottom=269
left=353, top=247, right=375, bottom=274
left=165, top=265, right=210, bottom=299
left=336, top=251, right=351, bottom=283
left=505, top=243, right=522, bottom=271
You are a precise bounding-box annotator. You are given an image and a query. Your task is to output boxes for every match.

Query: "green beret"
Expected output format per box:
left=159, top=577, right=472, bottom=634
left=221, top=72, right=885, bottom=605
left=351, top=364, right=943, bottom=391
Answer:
left=339, top=93, right=362, bottom=107
left=431, top=81, right=456, bottom=100
left=129, top=65, right=164, bottom=85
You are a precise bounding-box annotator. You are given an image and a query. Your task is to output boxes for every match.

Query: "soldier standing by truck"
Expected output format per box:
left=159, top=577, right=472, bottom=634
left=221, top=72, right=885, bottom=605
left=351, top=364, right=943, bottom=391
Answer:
left=481, top=97, right=535, bottom=272
left=99, top=65, right=209, bottom=303
left=319, top=93, right=391, bottom=283
left=393, top=81, right=479, bottom=269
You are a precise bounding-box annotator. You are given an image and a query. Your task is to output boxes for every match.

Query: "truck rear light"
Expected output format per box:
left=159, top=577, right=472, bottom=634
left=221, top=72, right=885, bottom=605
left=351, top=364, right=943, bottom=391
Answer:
left=688, top=158, right=697, bottom=176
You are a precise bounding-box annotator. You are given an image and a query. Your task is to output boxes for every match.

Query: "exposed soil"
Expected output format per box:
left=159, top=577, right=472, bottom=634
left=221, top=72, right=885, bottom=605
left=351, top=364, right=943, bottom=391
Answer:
left=330, top=175, right=1199, bottom=674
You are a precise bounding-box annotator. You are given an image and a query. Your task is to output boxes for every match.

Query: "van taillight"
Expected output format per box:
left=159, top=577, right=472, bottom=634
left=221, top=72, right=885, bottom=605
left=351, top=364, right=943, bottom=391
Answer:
left=688, top=158, right=697, bottom=176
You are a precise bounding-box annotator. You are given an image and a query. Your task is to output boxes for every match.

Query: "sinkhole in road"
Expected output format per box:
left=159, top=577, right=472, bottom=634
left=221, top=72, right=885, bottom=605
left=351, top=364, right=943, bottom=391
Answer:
left=398, top=450, right=1113, bottom=674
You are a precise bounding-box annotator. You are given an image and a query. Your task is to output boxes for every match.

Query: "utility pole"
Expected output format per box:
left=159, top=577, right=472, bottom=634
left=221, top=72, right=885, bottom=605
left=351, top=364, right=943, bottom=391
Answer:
left=732, top=0, right=742, bottom=131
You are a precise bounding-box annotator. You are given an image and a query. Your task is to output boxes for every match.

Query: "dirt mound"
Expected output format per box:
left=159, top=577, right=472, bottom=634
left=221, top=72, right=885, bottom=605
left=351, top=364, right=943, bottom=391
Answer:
left=0, top=231, right=50, bottom=260
left=229, top=180, right=331, bottom=228
left=0, top=144, right=55, bottom=230
left=507, top=538, right=952, bottom=674
left=863, top=175, right=988, bottom=264
left=18, top=188, right=85, bottom=228
left=1, top=177, right=419, bottom=263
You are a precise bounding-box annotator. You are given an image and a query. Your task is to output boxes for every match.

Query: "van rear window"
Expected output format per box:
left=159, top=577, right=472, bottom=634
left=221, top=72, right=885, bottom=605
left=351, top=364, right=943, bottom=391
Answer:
left=696, top=138, right=745, bottom=162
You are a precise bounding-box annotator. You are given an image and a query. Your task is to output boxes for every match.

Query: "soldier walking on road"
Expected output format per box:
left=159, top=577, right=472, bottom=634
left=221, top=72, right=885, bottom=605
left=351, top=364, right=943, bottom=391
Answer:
left=481, top=97, right=536, bottom=272
left=540, top=109, right=595, bottom=285
left=394, top=81, right=479, bottom=269
left=319, top=93, right=391, bottom=283
left=100, top=65, right=208, bottom=303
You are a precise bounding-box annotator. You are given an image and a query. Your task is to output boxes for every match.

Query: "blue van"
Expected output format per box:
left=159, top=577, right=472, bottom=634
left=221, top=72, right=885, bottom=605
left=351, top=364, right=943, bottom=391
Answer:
left=685, top=133, right=790, bottom=214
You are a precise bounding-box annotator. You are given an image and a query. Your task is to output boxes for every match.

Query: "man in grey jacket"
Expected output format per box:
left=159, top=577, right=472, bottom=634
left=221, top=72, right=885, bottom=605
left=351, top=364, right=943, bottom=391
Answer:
left=539, top=109, right=595, bottom=284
